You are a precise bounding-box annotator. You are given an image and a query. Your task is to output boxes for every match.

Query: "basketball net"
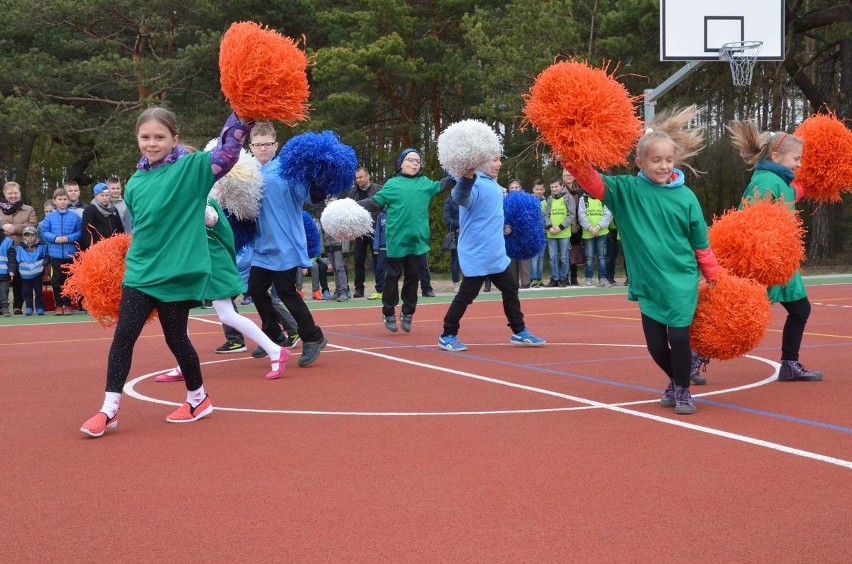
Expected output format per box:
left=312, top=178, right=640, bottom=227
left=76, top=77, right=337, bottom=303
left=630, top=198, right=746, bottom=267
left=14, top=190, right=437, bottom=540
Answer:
left=719, top=41, right=763, bottom=87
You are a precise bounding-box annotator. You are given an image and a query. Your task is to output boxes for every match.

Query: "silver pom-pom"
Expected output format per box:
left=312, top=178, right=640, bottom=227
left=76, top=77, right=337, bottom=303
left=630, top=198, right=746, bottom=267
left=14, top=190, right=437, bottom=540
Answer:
left=205, top=139, right=263, bottom=221
left=437, top=119, right=503, bottom=178
left=204, top=204, right=219, bottom=228
left=320, top=198, right=374, bottom=240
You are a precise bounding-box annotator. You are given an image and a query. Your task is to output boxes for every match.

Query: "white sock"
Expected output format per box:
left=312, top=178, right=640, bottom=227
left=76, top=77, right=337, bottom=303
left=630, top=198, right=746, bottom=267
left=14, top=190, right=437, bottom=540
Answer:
left=100, top=392, right=122, bottom=419
left=187, top=385, right=206, bottom=407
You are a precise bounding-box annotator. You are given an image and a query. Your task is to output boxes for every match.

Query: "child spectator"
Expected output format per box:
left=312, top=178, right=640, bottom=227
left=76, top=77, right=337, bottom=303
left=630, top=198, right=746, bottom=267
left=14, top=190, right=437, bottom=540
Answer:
left=63, top=180, right=87, bottom=219
left=563, top=170, right=584, bottom=286
left=370, top=209, right=387, bottom=299
left=528, top=179, right=546, bottom=287
left=442, top=193, right=461, bottom=293
left=0, top=231, right=14, bottom=316
left=40, top=187, right=82, bottom=315
left=107, top=176, right=132, bottom=233
left=14, top=226, right=47, bottom=315
left=542, top=178, right=573, bottom=287
left=578, top=192, right=613, bottom=287
left=320, top=196, right=351, bottom=302
left=80, top=182, right=125, bottom=251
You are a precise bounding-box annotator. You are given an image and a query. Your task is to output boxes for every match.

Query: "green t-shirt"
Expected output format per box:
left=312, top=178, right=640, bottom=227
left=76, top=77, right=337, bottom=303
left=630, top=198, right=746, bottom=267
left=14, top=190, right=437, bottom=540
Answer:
left=204, top=198, right=245, bottom=301
left=603, top=174, right=710, bottom=327
left=123, top=152, right=215, bottom=302
left=740, top=169, right=806, bottom=303
left=372, top=174, right=441, bottom=258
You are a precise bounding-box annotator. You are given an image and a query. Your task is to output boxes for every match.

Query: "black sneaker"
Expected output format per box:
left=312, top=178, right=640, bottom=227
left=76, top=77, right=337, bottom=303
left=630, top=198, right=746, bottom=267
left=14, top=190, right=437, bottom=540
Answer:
left=690, top=350, right=710, bottom=385
left=216, top=341, right=247, bottom=354
left=353, top=290, right=364, bottom=298
left=778, top=360, right=823, bottom=382
left=400, top=314, right=413, bottom=333
left=251, top=346, right=268, bottom=358
left=298, top=337, right=328, bottom=367
left=200, top=300, right=213, bottom=309
left=384, top=315, right=398, bottom=333
left=284, top=334, right=300, bottom=348
left=422, top=291, right=436, bottom=297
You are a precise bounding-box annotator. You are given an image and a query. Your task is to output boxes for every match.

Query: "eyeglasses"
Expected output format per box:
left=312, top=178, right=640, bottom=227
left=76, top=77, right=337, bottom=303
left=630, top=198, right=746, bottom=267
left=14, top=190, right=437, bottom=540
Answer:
left=250, top=142, right=277, bottom=149
left=403, top=158, right=421, bottom=164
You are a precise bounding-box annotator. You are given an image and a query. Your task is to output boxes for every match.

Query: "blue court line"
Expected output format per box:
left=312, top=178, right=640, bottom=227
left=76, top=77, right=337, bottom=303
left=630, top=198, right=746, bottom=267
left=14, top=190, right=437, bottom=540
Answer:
left=325, top=329, right=852, bottom=435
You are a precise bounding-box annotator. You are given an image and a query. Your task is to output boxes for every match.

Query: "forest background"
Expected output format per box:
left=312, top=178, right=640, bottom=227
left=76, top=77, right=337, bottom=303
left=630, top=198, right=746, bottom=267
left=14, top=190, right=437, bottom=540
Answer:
left=0, top=0, right=849, bottom=273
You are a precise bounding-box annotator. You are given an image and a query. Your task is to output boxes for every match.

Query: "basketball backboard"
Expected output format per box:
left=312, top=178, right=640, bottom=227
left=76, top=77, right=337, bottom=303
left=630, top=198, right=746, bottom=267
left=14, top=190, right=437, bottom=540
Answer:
left=660, top=0, right=785, bottom=61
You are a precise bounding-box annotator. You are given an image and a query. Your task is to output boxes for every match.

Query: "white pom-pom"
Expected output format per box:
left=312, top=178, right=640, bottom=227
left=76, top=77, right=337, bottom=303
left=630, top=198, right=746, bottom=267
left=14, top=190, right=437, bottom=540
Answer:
left=206, top=140, right=263, bottom=221
left=204, top=205, right=219, bottom=228
left=437, top=119, right=503, bottom=178
left=320, top=199, right=374, bottom=240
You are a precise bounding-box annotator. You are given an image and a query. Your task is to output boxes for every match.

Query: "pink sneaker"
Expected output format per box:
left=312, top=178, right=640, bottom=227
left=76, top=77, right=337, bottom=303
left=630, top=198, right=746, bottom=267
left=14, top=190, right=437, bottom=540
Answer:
left=265, top=348, right=290, bottom=380
left=166, top=395, right=213, bottom=423
left=155, top=367, right=184, bottom=382
left=80, top=411, right=119, bottom=438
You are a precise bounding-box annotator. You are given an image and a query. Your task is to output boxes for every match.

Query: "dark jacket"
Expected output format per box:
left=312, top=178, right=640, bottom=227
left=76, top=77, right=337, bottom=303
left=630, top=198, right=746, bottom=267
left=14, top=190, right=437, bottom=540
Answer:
left=80, top=203, right=125, bottom=250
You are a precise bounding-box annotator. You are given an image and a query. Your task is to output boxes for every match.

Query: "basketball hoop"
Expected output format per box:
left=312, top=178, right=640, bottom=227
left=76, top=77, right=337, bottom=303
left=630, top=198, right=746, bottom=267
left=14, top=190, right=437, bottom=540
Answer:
left=719, top=41, right=763, bottom=87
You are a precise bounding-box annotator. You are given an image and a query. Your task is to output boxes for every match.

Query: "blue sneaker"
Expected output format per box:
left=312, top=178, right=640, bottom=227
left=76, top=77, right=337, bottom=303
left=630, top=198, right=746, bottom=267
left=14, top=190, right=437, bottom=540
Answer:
left=438, top=335, right=468, bottom=352
left=25, top=308, right=33, bottom=316
left=36, top=308, right=45, bottom=316
left=510, top=328, right=546, bottom=346
left=322, top=290, right=331, bottom=300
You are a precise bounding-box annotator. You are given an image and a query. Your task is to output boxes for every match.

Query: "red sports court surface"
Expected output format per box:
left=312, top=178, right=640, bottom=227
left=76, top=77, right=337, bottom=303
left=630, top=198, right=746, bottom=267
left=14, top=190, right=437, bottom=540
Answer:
left=2, top=280, right=850, bottom=561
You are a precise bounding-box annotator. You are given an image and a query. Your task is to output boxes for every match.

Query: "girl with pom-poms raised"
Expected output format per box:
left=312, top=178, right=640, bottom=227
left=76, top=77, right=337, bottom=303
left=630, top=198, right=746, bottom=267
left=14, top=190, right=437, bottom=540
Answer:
left=566, top=106, right=721, bottom=415
left=80, top=107, right=255, bottom=438
left=720, top=122, right=822, bottom=382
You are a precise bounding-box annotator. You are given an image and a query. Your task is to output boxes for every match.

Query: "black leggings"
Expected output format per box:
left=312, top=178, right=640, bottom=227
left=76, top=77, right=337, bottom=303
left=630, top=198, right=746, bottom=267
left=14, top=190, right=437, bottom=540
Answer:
left=106, top=287, right=202, bottom=393
left=780, top=297, right=811, bottom=361
left=641, top=314, right=691, bottom=388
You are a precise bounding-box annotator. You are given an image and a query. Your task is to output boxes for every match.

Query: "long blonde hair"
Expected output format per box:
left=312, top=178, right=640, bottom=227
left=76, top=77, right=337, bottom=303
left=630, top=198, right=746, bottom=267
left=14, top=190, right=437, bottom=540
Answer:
left=726, top=120, right=803, bottom=168
left=636, top=106, right=705, bottom=175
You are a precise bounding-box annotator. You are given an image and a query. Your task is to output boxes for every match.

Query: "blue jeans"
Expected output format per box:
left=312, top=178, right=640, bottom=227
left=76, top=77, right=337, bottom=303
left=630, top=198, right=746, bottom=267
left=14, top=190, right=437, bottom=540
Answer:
left=584, top=235, right=608, bottom=281
left=546, top=238, right=570, bottom=281
left=529, top=252, right=543, bottom=280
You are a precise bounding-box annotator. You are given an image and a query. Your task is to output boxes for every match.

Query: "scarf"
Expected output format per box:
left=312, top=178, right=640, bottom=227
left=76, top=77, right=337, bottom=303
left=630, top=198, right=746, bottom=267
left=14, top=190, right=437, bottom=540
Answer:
left=755, top=160, right=794, bottom=184
left=94, top=200, right=116, bottom=218
left=0, top=200, right=24, bottom=216
left=638, top=168, right=686, bottom=189
left=136, top=144, right=191, bottom=171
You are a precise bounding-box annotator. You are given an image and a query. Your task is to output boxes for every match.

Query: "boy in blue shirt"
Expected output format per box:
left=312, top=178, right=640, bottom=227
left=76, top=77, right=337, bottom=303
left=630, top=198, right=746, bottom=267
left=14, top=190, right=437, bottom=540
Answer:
left=40, top=188, right=82, bottom=315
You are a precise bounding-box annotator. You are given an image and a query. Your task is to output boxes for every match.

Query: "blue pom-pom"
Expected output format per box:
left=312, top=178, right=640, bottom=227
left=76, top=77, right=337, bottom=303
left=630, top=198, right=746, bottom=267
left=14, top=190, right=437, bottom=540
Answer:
left=225, top=213, right=257, bottom=253
left=302, top=211, right=322, bottom=258
left=278, top=131, right=357, bottom=198
left=503, top=191, right=546, bottom=260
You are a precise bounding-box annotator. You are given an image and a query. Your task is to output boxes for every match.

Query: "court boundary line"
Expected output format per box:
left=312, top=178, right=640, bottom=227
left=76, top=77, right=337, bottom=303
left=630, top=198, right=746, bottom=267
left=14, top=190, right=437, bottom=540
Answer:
left=123, top=342, right=852, bottom=470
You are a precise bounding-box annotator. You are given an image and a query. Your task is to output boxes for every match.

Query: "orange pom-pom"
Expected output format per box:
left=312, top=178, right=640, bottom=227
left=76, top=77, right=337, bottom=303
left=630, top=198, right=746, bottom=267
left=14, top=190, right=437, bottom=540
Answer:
left=793, top=113, right=852, bottom=202
left=523, top=60, right=643, bottom=170
left=690, top=271, right=771, bottom=360
left=708, top=198, right=805, bottom=286
left=62, top=234, right=156, bottom=328
left=219, top=21, right=309, bottom=123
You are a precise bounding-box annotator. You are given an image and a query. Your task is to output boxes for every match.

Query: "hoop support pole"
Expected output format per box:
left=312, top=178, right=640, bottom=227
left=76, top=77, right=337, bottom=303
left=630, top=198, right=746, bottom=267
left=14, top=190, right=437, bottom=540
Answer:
left=643, top=61, right=705, bottom=126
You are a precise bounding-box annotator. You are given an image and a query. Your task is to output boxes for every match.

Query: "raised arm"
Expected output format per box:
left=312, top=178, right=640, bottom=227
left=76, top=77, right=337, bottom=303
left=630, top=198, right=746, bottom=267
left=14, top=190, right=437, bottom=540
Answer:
left=209, top=113, right=254, bottom=180
left=566, top=165, right=605, bottom=201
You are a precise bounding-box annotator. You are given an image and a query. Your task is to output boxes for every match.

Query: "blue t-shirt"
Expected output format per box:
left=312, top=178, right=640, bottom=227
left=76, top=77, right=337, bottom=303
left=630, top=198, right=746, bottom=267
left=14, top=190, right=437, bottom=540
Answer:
left=251, top=158, right=312, bottom=271
left=455, top=173, right=511, bottom=277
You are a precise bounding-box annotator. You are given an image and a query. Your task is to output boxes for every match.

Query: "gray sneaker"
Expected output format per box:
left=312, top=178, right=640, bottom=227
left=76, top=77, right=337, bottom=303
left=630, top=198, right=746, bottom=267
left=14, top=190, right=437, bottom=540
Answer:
left=400, top=314, right=413, bottom=333
left=298, top=337, right=328, bottom=367
left=674, top=385, right=696, bottom=415
left=660, top=380, right=676, bottom=408
left=384, top=315, right=398, bottom=333
left=777, top=360, right=822, bottom=381
left=690, top=350, right=710, bottom=385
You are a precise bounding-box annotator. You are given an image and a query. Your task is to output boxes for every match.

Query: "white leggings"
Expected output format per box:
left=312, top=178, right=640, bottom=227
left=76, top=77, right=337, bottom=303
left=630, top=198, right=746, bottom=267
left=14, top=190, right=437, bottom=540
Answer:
left=212, top=298, right=280, bottom=357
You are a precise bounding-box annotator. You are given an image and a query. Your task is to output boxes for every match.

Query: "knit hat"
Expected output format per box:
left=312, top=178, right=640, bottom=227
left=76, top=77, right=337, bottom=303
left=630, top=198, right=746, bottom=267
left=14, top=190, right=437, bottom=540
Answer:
left=93, top=182, right=109, bottom=195
left=397, top=148, right=421, bottom=169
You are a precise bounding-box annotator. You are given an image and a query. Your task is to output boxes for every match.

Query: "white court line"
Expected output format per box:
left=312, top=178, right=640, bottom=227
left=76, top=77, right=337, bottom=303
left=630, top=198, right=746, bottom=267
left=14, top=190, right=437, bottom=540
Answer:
left=123, top=343, right=852, bottom=469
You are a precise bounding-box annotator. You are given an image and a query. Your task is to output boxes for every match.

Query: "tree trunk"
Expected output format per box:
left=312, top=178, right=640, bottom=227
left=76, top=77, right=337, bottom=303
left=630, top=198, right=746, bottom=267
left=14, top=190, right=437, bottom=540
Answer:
left=18, top=133, right=36, bottom=204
